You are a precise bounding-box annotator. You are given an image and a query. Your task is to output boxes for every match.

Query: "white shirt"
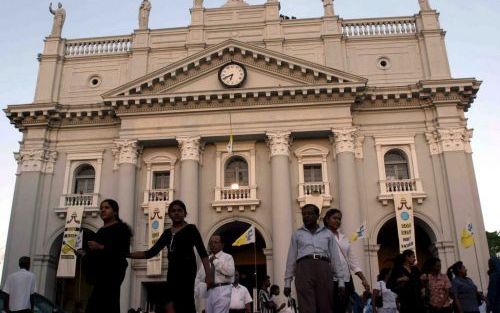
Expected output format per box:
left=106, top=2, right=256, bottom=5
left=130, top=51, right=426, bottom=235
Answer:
left=209, top=251, right=235, bottom=284
left=334, top=232, right=363, bottom=283
left=3, top=269, right=37, bottom=311
left=374, top=280, right=397, bottom=309
left=229, top=284, right=252, bottom=309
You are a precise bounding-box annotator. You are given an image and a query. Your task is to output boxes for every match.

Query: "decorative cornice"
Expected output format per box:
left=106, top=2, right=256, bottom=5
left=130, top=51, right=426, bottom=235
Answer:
left=112, top=139, right=140, bottom=169
left=15, top=148, right=58, bottom=174
left=425, top=127, right=473, bottom=155
left=177, top=136, right=202, bottom=162
left=332, top=127, right=359, bottom=154
left=266, top=131, right=292, bottom=157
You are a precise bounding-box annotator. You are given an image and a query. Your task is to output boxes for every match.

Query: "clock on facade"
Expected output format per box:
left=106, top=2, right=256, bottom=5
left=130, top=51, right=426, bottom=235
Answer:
left=218, top=62, right=247, bottom=88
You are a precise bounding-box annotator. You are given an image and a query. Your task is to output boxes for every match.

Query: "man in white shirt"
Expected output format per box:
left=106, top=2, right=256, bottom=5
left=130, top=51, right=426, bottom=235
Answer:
left=2, top=256, right=37, bottom=313
left=229, top=270, right=252, bottom=313
left=205, top=234, right=235, bottom=313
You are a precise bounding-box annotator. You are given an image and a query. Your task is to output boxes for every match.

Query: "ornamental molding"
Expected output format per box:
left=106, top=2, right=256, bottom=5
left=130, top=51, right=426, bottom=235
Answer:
left=354, top=135, right=365, bottom=159
left=112, top=139, right=140, bottom=169
left=177, top=136, right=202, bottom=162
left=266, top=131, right=292, bottom=157
left=15, top=148, right=58, bottom=174
left=425, top=127, right=473, bottom=155
left=332, top=127, right=359, bottom=154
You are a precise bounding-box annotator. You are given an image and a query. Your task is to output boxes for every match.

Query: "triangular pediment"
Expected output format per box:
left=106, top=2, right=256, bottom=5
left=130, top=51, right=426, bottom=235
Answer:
left=102, top=39, right=367, bottom=100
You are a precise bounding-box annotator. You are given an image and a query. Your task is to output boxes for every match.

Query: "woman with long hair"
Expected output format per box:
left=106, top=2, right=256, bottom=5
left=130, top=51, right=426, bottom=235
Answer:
left=422, top=257, right=452, bottom=313
left=447, top=261, right=483, bottom=313
left=86, top=199, right=133, bottom=313
left=323, top=208, right=370, bottom=313
left=128, top=200, right=211, bottom=313
left=386, top=250, right=424, bottom=313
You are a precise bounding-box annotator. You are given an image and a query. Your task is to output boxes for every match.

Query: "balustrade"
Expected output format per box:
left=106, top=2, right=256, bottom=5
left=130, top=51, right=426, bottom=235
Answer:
left=65, top=36, right=132, bottom=57
left=342, top=17, right=417, bottom=37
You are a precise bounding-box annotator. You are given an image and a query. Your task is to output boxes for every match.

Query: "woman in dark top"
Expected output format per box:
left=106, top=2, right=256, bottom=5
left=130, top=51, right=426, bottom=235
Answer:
left=85, top=199, right=132, bottom=313
left=447, top=261, right=484, bottom=313
left=129, top=200, right=211, bottom=313
left=387, top=250, right=425, bottom=313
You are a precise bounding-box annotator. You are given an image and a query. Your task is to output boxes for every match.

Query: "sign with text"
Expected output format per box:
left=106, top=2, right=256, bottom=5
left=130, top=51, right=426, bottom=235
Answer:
left=147, top=202, right=166, bottom=276
left=394, top=194, right=416, bottom=254
left=57, top=206, right=84, bottom=278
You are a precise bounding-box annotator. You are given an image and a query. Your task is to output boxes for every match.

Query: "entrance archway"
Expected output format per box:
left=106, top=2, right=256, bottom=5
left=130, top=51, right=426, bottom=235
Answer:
left=212, top=221, right=267, bottom=295
left=49, top=228, right=95, bottom=313
left=377, top=217, right=437, bottom=270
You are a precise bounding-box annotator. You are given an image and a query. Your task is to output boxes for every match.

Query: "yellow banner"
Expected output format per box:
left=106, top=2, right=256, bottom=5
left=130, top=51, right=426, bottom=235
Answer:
left=57, top=206, right=84, bottom=278
left=147, top=202, right=166, bottom=276
left=394, top=194, right=416, bottom=254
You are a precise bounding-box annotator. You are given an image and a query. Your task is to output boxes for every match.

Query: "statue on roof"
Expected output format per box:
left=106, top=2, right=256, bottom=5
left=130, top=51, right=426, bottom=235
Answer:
left=193, top=0, right=203, bottom=9
left=138, top=0, right=152, bottom=30
left=322, top=0, right=335, bottom=17
left=418, top=0, right=432, bottom=11
left=48, top=2, right=66, bottom=37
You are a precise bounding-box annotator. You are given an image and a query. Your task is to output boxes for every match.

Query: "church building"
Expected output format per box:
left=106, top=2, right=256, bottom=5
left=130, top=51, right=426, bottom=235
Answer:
left=3, top=0, right=489, bottom=311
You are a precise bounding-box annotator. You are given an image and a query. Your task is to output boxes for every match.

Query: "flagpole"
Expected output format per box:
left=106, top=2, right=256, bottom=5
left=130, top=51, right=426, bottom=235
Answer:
left=473, top=241, right=484, bottom=290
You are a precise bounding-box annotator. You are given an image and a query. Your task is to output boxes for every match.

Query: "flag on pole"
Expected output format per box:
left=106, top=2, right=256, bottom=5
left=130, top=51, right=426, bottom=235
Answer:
left=350, top=223, right=368, bottom=243
left=232, top=226, right=256, bottom=247
left=227, top=133, right=233, bottom=154
left=461, top=220, right=475, bottom=249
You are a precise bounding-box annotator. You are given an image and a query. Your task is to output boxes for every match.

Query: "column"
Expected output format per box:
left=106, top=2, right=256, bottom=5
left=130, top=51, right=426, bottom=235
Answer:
left=266, top=131, right=294, bottom=286
left=177, top=136, right=201, bottom=226
left=332, top=128, right=366, bottom=274
left=2, top=148, right=57, bottom=284
left=112, top=139, right=140, bottom=312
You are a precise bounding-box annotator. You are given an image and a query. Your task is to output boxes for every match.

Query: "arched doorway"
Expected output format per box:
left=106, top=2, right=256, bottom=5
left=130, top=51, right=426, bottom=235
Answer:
left=50, top=228, right=95, bottom=313
left=377, top=217, right=437, bottom=271
left=212, top=221, right=267, bottom=296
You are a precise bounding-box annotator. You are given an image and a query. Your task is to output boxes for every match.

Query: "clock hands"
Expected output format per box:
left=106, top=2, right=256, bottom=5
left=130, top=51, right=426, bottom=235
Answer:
left=222, top=74, right=234, bottom=81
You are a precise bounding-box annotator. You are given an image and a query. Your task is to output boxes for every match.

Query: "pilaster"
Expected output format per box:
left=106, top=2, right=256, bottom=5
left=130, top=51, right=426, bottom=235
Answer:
left=34, top=37, right=65, bottom=103
left=130, top=30, right=151, bottom=79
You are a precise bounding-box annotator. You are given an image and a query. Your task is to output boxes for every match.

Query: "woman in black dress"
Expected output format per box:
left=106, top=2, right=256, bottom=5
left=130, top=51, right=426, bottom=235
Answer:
left=387, top=249, right=425, bottom=313
left=129, top=200, right=212, bottom=313
left=86, top=199, right=132, bottom=313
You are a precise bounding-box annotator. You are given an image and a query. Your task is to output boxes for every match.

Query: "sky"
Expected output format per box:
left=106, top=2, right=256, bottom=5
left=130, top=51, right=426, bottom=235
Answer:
left=1, top=0, right=499, bottom=278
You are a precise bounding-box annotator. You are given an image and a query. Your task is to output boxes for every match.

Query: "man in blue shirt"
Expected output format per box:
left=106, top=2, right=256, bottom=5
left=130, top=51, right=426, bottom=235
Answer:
left=284, top=204, right=347, bottom=313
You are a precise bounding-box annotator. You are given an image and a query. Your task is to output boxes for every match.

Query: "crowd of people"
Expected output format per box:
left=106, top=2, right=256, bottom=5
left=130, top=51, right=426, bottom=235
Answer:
left=2, top=199, right=500, bottom=313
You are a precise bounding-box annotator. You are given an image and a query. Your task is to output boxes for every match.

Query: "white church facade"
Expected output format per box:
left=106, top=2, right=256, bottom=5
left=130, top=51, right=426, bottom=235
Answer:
left=2, top=0, right=489, bottom=311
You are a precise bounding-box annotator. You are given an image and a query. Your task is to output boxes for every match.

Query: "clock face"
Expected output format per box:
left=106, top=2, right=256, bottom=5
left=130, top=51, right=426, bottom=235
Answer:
left=219, top=63, right=247, bottom=88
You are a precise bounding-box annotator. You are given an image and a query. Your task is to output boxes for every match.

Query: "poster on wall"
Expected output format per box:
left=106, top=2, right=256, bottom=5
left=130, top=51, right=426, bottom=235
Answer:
left=147, top=202, right=166, bottom=276
left=394, top=193, right=416, bottom=255
left=56, top=206, right=84, bottom=278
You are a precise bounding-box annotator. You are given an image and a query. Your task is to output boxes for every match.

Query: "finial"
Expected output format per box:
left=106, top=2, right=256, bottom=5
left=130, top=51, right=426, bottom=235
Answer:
left=193, top=0, right=203, bottom=9
left=322, top=0, right=334, bottom=17
left=418, top=0, right=432, bottom=11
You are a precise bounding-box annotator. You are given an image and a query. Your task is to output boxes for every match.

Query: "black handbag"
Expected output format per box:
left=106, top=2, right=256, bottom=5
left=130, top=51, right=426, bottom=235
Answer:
left=375, top=282, right=384, bottom=308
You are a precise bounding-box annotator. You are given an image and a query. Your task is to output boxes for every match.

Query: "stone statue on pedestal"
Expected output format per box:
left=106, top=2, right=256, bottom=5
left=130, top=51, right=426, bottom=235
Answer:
left=322, top=0, right=335, bottom=17
left=193, top=0, right=203, bottom=8
left=49, top=2, right=65, bottom=37
left=138, top=0, right=152, bottom=30
left=418, top=0, right=432, bottom=11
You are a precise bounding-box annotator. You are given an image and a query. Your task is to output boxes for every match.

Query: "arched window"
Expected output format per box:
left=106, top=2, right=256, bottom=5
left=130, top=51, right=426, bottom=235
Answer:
left=384, top=149, right=409, bottom=180
left=224, top=156, right=249, bottom=187
left=73, top=164, right=95, bottom=194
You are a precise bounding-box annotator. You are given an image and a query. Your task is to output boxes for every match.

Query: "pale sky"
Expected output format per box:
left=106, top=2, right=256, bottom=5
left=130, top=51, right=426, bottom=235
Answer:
left=1, top=0, right=499, bottom=278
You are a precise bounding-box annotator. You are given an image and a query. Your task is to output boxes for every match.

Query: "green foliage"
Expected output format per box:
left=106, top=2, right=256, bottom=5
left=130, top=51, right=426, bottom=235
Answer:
left=486, top=231, right=500, bottom=257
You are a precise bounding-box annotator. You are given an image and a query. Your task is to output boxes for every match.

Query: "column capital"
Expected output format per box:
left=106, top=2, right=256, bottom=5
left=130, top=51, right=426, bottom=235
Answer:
left=266, top=131, right=292, bottom=157
left=15, top=148, right=58, bottom=174
left=425, top=127, right=473, bottom=155
left=332, top=127, right=359, bottom=154
left=177, top=136, right=202, bottom=162
left=112, top=139, right=140, bottom=168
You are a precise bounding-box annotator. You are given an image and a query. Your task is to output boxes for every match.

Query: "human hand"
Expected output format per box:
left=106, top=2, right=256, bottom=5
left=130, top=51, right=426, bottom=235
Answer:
left=338, top=286, right=346, bottom=299
left=284, top=287, right=291, bottom=297
left=420, top=274, right=428, bottom=281
left=397, top=276, right=410, bottom=283
left=362, top=279, right=371, bottom=291
left=87, top=241, right=103, bottom=251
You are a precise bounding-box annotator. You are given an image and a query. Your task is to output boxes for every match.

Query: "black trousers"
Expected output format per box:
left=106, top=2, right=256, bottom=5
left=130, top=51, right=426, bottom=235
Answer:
left=229, top=309, right=247, bottom=313
left=11, top=310, right=33, bottom=313
left=86, top=282, right=121, bottom=313
left=332, top=276, right=355, bottom=313
left=295, top=259, right=333, bottom=313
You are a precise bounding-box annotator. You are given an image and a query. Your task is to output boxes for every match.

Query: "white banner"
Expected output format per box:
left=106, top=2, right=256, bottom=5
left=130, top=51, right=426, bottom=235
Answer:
left=394, top=194, right=416, bottom=254
left=57, top=206, right=84, bottom=278
left=147, top=202, right=166, bottom=276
